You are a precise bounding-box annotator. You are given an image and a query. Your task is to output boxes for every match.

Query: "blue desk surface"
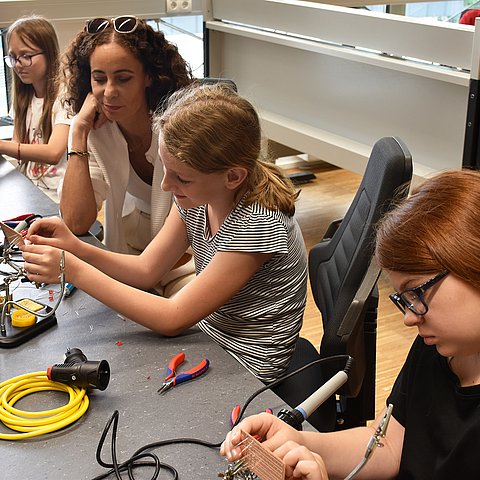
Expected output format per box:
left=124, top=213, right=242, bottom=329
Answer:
left=0, top=155, right=289, bottom=479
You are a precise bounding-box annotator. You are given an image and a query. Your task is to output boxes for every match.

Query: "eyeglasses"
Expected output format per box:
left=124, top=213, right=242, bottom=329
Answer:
left=389, top=270, right=448, bottom=316
left=85, top=16, right=139, bottom=34
left=4, top=52, right=44, bottom=68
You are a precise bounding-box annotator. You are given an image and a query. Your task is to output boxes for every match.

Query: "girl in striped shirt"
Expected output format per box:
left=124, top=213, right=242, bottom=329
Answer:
left=23, top=83, right=308, bottom=382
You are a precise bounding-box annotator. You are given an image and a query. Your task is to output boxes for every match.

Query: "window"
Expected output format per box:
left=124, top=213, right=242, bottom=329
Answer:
left=368, top=1, right=476, bottom=22
left=0, top=30, right=11, bottom=117
left=150, top=15, right=204, bottom=77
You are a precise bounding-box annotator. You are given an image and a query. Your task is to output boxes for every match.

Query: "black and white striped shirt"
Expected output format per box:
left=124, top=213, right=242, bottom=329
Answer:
left=177, top=197, right=307, bottom=382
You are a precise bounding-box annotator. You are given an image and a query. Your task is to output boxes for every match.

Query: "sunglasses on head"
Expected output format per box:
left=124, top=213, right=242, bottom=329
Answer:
left=84, top=16, right=139, bottom=34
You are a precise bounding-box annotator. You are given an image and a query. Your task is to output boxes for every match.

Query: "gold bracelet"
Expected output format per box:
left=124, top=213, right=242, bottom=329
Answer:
left=67, top=150, right=90, bottom=159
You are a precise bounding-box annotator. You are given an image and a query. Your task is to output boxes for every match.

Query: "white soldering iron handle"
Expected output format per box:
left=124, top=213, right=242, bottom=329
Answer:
left=296, top=370, right=348, bottom=419
left=14, top=220, right=29, bottom=233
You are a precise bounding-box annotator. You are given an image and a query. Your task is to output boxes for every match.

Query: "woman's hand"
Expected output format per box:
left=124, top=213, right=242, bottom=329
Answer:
left=220, top=413, right=304, bottom=462
left=76, top=92, right=109, bottom=132
left=275, top=441, right=328, bottom=480
left=24, top=217, right=81, bottom=254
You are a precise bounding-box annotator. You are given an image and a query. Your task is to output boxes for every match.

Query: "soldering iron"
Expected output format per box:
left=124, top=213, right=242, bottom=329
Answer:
left=277, top=356, right=354, bottom=430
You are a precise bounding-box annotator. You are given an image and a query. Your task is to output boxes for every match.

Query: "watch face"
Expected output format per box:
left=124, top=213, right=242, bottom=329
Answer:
left=0, top=221, right=25, bottom=248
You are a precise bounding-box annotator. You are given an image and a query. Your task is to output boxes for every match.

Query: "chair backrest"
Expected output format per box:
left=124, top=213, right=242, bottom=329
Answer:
left=309, top=136, right=412, bottom=397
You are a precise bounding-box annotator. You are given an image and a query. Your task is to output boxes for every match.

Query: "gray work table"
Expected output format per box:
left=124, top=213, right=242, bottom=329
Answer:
left=1, top=295, right=285, bottom=479
left=0, top=155, right=290, bottom=479
left=0, top=155, right=60, bottom=218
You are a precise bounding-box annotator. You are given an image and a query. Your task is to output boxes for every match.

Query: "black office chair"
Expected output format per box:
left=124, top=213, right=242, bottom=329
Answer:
left=89, top=219, right=104, bottom=242
left=272, top=136, right=413, bottom=431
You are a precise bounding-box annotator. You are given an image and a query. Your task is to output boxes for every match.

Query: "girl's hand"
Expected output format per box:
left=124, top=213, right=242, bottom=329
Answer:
left=274, top=441, right=328, bottom=480
left=76, top=92, right=109, bottom=131
left=25, top=217, right=81, bottom=254
left=220, top=413, right=303, bottom=462
left=21, top=244, right=66, bottom=284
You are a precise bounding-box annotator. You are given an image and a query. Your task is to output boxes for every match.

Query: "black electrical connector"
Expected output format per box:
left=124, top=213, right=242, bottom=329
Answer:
left=47, top=347, right=110, bottom=390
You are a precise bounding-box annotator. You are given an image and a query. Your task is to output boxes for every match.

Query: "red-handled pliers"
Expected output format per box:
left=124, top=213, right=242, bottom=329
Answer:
left=229, top=404, right=273, bottom=442
left=157, top=352, right=209, bottom=394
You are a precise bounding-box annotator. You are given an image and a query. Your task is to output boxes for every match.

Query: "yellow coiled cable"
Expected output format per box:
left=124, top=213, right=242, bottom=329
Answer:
left=0, top=371, right=89, bottom=440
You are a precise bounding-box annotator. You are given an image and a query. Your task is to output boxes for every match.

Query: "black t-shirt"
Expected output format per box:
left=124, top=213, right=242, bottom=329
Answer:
left=387, top=335, right=480, bottom=479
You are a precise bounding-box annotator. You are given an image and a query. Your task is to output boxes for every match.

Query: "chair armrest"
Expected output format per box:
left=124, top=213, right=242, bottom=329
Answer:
left=326, top=258, right=380, bottom=398
left=322, top=219, right=343, bottom=241
left=337, top=258, right=381, bottom=338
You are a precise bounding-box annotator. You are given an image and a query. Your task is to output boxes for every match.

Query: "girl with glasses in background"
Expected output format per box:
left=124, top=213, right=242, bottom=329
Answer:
left=0, top=15, right=71, bottom=202
left=58, top=15, right=195, bottom=296
left=221, top=169, right=480, bottom=479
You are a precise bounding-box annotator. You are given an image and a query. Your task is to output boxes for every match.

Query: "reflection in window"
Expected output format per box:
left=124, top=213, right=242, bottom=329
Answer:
left=367, top=1, right=475, bottom=22
left=406, top=1, right=464, bottom=21
left=149, top=15, right=204, bottom=78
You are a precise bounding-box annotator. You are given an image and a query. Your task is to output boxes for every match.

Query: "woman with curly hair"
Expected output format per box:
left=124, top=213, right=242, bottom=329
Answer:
left=59, top=16, right=194, bottom=295
left=0, top=15, right=70, bottom=201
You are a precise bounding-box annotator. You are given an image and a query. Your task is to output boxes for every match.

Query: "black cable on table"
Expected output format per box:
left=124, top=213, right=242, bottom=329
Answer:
left=92, top=354, right=350, bottom=479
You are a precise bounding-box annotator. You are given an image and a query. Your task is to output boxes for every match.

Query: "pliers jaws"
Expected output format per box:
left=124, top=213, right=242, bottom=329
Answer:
left=157, top=352, right=209, bottom=394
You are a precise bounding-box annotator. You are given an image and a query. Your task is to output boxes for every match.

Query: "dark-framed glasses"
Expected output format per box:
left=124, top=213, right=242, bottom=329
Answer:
left=389, top=270, right=448, bottom=316
left=4, top=52, right=44, bottom=68
left=85, top=16, right=139, bottom=34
